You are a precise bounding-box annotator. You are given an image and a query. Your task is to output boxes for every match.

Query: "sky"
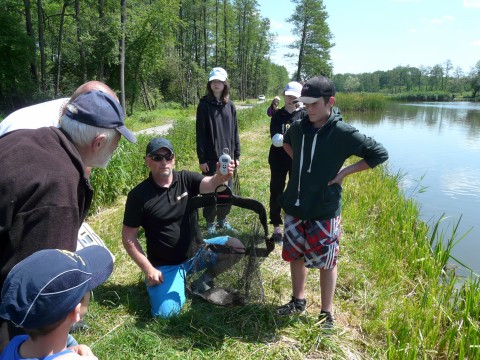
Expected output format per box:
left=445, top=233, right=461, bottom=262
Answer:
left=259, top=0, right=480, bottom=76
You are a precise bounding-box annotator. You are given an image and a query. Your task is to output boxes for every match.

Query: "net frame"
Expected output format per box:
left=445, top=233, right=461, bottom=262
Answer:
left=185, top=185, right=275, bottom=305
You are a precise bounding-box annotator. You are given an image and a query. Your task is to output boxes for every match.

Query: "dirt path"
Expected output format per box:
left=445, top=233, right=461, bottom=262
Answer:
left=133, top=123, right=173, bottom=136
left=133, top=104, right=255, bottom=137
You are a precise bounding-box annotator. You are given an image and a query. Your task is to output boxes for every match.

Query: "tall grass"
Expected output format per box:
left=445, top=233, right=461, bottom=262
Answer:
left=89, top=111, right=197, bottom=213
left=336, top=93, right=387, bottom=112
left=388, top=91, right=453, bottom=102
left=343, top=166, right=480, bottom=358
left=80, top=103, right=480, bottom=359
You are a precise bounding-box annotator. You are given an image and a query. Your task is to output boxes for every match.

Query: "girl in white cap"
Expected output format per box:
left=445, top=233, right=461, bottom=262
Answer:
left=195, top=67, right=241, bottom=235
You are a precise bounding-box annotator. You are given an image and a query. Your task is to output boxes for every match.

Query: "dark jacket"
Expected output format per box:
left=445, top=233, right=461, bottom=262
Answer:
left=0, top=127, right=92, bottom=290
left=269, top=106, right=306, bottom=167
left=196, top=96, right=240, bottom=164
left=280, top=108, right=389, bottom=220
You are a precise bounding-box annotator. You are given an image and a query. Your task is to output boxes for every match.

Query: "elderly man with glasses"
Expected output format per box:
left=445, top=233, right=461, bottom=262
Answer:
left=0, top=83, right=136, bottom=351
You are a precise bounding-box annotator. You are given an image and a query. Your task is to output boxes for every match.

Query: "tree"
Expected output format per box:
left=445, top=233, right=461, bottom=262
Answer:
left=430, top=64, right=444, bottom=91
left=286, top=0, right=333, bottom=81
left=408, top=67, right=422, bottom=92
left=37, top=0, right=46, bottom=91
left=74, top=0, right=87, bottom=83
left=24, top=0, right=39, bottom=85
left=97, top=0, right=106, bottom=81
left=451, top=66, right=465, bottom=93
left=0, top=0, right=36, bottom=110
left=120, top=0, right=126, bottom=110
left=469, top=60, right=480, bottom=98
left=443, top=59, right=452, bottom=91
left=54, top=1, right=69, bottom=97
left=343, top=75, right=360, bottom=92
left=230, top=0, right=271, bottom=100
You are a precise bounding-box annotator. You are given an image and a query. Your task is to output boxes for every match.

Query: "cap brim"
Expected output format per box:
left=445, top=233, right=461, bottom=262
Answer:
left=209, top=76, right=227, bottom=82
left=76, top=246, right=114, bottom=291
left=285, top=90, right=301, bottom=98
left=293, top=96, right=322, bottom=104
left=117, top=126, right=137, bottom=143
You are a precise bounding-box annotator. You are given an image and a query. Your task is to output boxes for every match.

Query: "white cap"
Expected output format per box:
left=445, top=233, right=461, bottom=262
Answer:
left=209, top=67, right=228, bottom=82
left=284, top=81, right=302, bottom=98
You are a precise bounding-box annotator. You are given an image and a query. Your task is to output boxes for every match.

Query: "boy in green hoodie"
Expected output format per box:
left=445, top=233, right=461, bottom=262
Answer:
left=277, top=76, right=389, bottom=328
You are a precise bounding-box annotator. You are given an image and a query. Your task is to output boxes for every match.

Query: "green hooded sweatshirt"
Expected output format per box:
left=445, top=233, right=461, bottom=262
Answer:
left=279, top=108, right=389, bottom=220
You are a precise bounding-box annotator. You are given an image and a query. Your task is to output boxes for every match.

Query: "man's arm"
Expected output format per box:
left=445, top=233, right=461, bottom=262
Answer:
left=198, top=161, right=234, bottom=194
left=121, top=225, right=163, bottom=286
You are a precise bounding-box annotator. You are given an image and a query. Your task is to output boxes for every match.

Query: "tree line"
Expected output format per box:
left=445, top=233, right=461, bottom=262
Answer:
left=0, top=0, right=288, bottom=114
left=333, top=60, right=480, bottom=98
left=0, top=0, right=338, bottom=115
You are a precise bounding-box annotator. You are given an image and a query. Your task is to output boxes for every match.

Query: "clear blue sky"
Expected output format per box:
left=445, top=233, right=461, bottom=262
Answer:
left=259, top=0, right=480, bottom=76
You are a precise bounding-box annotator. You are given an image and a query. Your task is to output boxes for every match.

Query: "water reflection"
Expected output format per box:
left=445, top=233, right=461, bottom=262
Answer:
left=344, top=101, right=480, bottom=277
left=441, top=168, right=480, bottom=198
left=346, top=102, right=480, bottom=137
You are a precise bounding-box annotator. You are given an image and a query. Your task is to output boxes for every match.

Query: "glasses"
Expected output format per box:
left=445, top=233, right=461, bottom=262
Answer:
left=148, top=153, right=174, bottom=162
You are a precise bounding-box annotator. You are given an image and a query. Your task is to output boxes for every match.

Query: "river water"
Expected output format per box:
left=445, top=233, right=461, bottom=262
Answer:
left=345, top=101, right=480, bottom=277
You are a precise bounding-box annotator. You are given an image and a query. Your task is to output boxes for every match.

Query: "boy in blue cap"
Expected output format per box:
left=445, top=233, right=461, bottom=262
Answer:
left=0, top=245, right=114, bottom=359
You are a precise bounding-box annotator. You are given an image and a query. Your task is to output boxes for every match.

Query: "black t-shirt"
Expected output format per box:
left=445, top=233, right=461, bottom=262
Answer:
left=123, top=170, right=204, bottom=266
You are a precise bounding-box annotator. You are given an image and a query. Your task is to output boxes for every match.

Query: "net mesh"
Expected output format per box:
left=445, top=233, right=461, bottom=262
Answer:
left=186, top=190, right=274, bottom=306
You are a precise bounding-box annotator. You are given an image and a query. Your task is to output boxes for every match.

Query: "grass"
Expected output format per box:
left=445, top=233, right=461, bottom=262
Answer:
left=77, top=103, right=479, bottom=359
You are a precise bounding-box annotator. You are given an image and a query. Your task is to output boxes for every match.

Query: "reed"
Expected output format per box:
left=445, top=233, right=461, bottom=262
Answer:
left=336, top=92, right=387, bottom=112
left=388, top=91, right=453, bottom=102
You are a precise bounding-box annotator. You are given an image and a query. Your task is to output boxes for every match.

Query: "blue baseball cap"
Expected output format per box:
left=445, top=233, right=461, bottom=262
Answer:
left=0, top=246, right=114, bottom=329
left=208, top=67, right=228, bottom=82
left=65, top=90, right=137, bottom=143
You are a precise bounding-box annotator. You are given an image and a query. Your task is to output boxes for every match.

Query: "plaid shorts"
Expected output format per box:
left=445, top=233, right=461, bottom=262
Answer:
left=282, top=214, right=341, bottom=269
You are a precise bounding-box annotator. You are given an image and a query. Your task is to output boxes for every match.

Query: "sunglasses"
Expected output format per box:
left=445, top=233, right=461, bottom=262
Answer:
left=148, top=153, right=174, bottom=162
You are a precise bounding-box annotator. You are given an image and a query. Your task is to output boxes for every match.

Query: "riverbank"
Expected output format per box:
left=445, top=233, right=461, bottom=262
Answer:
left=78, top=104, right=479, bottom=359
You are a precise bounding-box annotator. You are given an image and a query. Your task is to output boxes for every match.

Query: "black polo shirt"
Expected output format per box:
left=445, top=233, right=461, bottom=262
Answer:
left=123, top=170, right=204, bottom=266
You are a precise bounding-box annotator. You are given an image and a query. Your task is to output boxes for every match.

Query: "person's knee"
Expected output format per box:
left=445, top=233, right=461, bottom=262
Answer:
left=147, top=272, right=186, bottom=318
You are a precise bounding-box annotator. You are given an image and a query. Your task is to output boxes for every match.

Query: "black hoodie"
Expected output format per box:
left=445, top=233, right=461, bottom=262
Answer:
left=269, top=106, right=306, bottom=167
left=196, top=96, right=240, bottom=164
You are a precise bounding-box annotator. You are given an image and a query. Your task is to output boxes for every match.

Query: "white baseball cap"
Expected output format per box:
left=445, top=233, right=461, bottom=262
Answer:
left=209, top=67, right=228, bottom=82
left=284, top=81, right=303, bottom=98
